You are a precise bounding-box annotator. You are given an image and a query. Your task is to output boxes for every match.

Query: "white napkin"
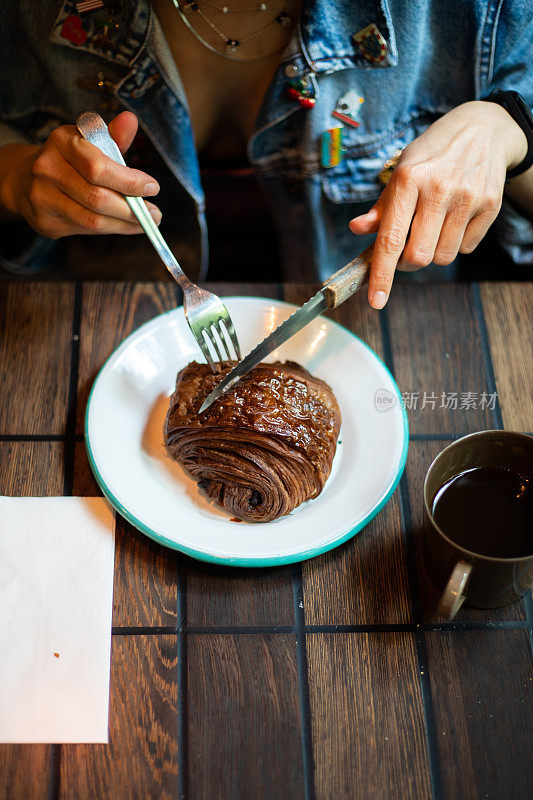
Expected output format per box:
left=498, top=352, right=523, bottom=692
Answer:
left=0, top=497, right=115, bottom=743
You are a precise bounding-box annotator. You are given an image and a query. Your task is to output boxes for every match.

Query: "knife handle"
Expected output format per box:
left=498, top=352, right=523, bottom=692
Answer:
left=322, top=244, right=374, bottom=309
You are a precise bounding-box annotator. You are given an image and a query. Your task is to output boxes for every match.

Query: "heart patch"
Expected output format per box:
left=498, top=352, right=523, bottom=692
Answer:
left=61, top=14, right=87, bottom=46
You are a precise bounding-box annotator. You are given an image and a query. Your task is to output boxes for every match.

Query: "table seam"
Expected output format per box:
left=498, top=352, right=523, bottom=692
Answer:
left=380, top=307, right=444, bottom=800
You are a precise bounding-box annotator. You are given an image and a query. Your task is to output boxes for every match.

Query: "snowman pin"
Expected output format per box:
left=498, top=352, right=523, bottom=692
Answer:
left=331, top=90, right=364, bottom=128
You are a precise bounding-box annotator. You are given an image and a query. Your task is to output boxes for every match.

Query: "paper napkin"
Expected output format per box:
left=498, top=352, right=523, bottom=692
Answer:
left=0, top=497, right=115, bottom=743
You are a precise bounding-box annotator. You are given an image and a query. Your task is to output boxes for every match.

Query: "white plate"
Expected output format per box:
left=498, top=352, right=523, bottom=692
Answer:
left=85, top=297, right=408, bottom=566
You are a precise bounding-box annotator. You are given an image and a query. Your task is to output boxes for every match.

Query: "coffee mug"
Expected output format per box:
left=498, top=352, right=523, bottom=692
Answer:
left=423, top=430, right=533, bottom=619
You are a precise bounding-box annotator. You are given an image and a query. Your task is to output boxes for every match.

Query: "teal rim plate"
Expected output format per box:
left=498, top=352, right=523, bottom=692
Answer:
left=85, top=297, right=408, bottom=566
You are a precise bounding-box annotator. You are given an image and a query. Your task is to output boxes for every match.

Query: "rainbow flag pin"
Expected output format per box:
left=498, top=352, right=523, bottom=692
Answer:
left=321, top=127, right=345, bottom=168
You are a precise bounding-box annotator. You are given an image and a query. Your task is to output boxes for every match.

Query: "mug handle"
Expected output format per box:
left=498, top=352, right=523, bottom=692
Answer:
left=437, top=560, right=472, bottom=620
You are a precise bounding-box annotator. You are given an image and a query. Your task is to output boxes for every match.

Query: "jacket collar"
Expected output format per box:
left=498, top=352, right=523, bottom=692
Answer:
left=300, top=0, right=398, bottom=73
left=50, top=0, right=397, bottom=72
left=50, top=0, right=151, bottom=68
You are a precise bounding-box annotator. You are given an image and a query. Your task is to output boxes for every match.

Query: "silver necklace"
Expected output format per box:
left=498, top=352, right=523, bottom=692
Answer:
left=172, top=1, right=293, bottom=62
left=202, top=0, right=272, bottom=13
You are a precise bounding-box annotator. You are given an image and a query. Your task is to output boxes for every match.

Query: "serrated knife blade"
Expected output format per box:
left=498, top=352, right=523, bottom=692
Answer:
left=198, top=244, right=374, bottom=414
left=198, top=290, right=328, bottom=413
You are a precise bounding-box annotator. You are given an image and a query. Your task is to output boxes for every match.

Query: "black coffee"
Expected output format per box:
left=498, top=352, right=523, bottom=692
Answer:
left=431, top=466, right=533, bottom=558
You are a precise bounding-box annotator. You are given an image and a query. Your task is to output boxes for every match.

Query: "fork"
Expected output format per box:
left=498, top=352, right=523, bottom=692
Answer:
left=76, top=111, right=242, bottom=371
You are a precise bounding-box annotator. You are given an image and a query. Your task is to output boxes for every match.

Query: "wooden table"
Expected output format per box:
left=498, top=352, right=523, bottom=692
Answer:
left=1, top=280, right=531, bottom=800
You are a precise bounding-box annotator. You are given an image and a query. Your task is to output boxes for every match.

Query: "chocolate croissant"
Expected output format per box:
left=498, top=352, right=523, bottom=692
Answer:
left=164, top=361, right=341, bottom=522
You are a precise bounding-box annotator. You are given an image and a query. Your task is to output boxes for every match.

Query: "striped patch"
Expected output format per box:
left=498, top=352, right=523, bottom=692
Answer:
left=76, top=0, right=104, bottom=13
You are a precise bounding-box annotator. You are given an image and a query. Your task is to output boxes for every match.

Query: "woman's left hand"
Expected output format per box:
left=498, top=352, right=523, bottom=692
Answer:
left=349, top=100, right=528, bottom=309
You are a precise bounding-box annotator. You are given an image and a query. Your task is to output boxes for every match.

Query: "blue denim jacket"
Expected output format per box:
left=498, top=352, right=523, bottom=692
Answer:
left=0, top=0, right=531, bottom=277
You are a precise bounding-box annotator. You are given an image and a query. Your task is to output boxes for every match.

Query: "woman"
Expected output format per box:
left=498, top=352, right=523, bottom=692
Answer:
left=0, top=0, right=531, bottom=305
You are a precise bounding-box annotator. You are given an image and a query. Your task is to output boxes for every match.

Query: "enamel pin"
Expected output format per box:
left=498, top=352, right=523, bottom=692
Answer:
left=286, top=76, right=316, bottom=109
left=321, top=127, right=345, bottom=168
left=76, top=0, right=104, bottom=11
left=332, top=90, right=364, bottom=128
left=352, top=23, right=387, bottom=63
left=61, top=14, right=88, bottom=45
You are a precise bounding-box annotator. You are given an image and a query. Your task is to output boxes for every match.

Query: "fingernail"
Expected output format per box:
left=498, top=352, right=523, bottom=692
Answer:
left=371, top=290, right=388, bottom=309
left=144, top=182, right=159, bottom=195
left=149, top=207, right=162, bottom=223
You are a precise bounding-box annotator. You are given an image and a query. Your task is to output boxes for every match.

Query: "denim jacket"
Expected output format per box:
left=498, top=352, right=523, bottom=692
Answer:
left=0, top=0, right=531, bottom=278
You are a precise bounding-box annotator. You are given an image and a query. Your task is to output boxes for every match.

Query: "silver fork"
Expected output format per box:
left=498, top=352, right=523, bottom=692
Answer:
left=76, top=111, right=242, bottom=370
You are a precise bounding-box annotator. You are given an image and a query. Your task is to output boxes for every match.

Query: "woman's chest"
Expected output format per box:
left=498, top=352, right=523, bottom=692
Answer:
left=175, top=53, right=278, bottom=158
left=150, top=0, right=296, bottom=159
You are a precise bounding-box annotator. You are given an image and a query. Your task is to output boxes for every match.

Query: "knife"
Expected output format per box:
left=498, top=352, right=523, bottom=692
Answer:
left=198, top=244, right=374, bottom=413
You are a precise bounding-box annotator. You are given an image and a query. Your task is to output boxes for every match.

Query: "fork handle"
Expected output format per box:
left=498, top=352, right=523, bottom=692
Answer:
left=76, top=111, right=189, bottom=290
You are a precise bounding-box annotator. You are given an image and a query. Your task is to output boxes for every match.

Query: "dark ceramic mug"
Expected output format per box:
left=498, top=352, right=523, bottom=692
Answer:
left=423, top=430, right=533, bottom=619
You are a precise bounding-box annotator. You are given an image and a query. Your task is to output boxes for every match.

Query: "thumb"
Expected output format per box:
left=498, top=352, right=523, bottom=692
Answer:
left=107, top=111, right=138, bottom=155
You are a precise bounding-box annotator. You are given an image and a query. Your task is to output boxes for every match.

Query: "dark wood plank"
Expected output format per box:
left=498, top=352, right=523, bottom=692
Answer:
left=0, top=749, right=49, bottom=800
left=111, top=517, right=179, bottom=628
left=480, top=282, right=533, bottom=432
left=303, top=490, right=412, bottom=625
left=77, top=282, right=176, bottom=432
left=0, top=283, right=73, bottom=434
left=0, top=440, right=65, bottom=799
left=0, top=441, right=64, bottom=496
left=426, top=630, right=532, bottom=800
left=73, top=442, right=101, bottom=497
left=386, top=285, right=494, bottom=434
left=73, top=443, right=179, bottom=627
left=186, top=563, right=295, bottom=626
left=61, top=635, right=178, bottom=800
left=404, top=440, right=527, bottom=621
left=307, top=632, right=431, bottom=800
left=187, top=634, right=303, bottom=799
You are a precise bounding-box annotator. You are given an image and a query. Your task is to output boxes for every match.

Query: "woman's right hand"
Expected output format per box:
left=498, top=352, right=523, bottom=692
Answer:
left=0, top=111, right=161, bottom=238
